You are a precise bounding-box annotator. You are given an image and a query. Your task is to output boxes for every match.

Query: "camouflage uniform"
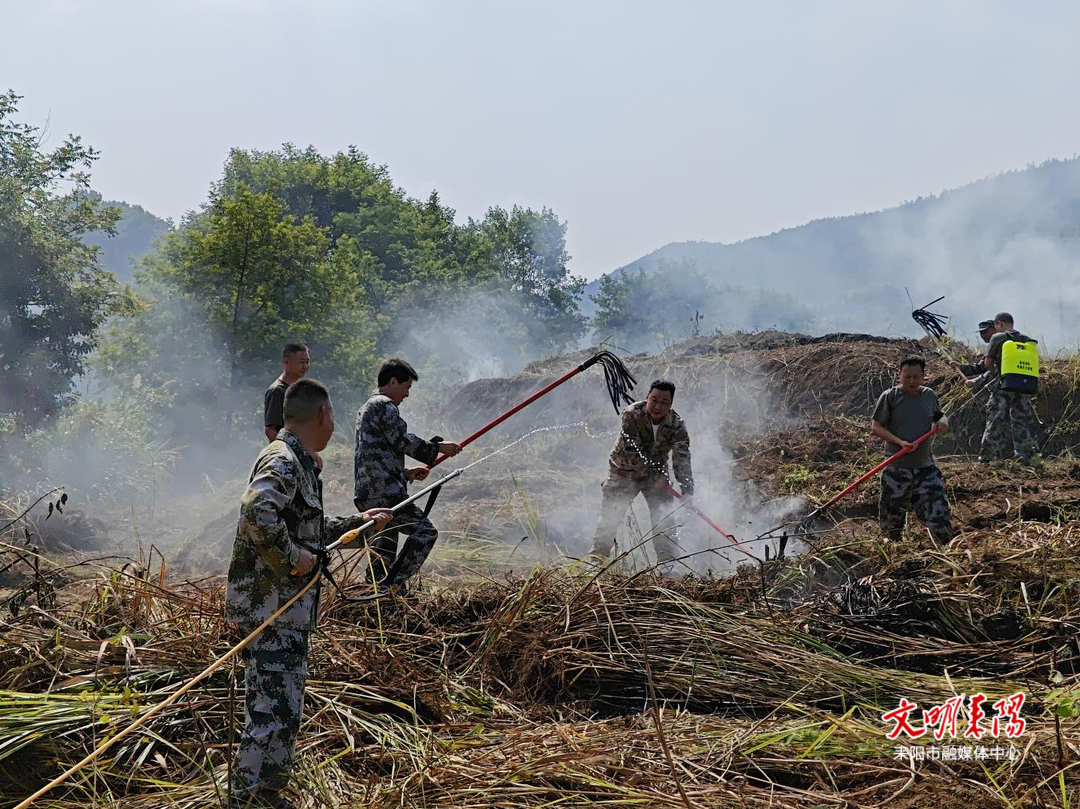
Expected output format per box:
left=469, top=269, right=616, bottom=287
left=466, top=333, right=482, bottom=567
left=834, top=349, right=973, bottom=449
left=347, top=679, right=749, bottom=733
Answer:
left=879, top=465, right=952, bottom=544
left=957, top=360, right=986, bottom=377
left=591, top=401, right=693, bottom=563
left=979, top=330, right=1040, bottom=463
left=354, top=393, right=440, bottom=587
left=226, top=430, right=323, bottom=803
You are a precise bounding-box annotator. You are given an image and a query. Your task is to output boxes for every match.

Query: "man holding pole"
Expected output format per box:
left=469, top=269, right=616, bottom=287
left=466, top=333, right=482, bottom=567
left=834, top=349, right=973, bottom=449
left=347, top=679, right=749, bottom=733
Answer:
left=590, top=379, right=693, bottom=566
left=227, top=379, right=391, bottom=808
left=870, top=356, right=952, bottom=545
left=354, top=358, right=462, bottom=591
left=956, top=312, right=1040, bottom=466
left=949, top=319, right=996, bottom=384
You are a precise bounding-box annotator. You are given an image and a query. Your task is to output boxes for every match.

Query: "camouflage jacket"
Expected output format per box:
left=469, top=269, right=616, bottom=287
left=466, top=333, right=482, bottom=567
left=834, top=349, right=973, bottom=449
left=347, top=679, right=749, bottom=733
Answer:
left=608, top=401, right=694, bottom=495
left=226, top=430, right=324, bottom=631
left=353, top=393, right=440, bottom=506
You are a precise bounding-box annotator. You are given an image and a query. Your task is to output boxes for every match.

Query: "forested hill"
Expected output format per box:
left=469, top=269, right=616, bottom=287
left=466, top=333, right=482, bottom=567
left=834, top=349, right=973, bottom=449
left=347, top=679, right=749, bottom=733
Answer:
left=83, top=198, right=171, bottom=282
left=585, top=158, right=1080, bottom=351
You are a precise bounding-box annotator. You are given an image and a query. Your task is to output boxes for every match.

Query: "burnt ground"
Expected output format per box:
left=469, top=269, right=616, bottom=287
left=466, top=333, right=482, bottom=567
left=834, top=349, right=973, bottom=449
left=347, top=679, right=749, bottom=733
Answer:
left=5, top=331, right=1080, bottom=807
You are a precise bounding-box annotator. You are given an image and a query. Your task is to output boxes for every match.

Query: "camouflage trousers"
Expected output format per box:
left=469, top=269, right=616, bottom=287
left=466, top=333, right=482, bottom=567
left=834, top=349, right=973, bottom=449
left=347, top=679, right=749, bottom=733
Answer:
left=231, top=625, right=309, bottom=801
left=980, top=390, right=1039, bottom=463
left=878, top=464, right=953, bottom=544
left=591, top=474, right=679, bottom=563
left=356, top=498, right=439, bottom=588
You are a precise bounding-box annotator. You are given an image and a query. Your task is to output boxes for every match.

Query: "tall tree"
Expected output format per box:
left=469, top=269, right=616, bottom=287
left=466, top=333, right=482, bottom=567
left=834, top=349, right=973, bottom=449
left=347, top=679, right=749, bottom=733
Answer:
left=0, top=90, right=127, bottom=427
left=590, top=269, right=656, bottom=347
left=100, top=184, right=377, bottom=442
left=472, top=205, right=587, bottom=352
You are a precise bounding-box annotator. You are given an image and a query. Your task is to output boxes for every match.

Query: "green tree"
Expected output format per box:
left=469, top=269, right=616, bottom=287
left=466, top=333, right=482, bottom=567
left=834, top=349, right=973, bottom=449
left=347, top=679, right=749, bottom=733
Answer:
left=96, top=145, right=585, bottom=450
left=100, top=184, right=378, bottom=442
left=471, top=205, right=586, bottom=353
left=213, top=146, right=583, bottom=356
left=590, top=269, right=656, bottom=346
left=0, top=90, right=128, bottom=427
left=217, top=145, right=474, bottom=301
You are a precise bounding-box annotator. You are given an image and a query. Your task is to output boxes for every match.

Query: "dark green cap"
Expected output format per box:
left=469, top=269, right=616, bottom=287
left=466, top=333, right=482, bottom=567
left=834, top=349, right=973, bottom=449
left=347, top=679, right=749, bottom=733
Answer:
left=978, top=319, right=995, bottom=331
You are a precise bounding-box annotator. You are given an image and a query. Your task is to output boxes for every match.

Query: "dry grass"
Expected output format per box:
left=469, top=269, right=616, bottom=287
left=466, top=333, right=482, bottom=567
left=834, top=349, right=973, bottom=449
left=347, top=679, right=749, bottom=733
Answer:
left=3, top=514, right=1080, bottom=807
left=4, top=333, right=1080, bottom=807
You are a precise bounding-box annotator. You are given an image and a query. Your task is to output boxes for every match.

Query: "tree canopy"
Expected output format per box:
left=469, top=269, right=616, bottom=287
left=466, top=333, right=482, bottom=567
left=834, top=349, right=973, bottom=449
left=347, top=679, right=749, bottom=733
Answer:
left=97, top=145, right=587, bottom=443
left=0, top=90, right=129, bottom=427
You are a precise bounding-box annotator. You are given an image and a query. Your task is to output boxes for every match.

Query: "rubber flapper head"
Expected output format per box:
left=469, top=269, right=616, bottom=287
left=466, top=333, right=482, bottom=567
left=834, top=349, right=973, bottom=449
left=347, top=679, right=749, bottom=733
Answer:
left=582, top=350, right=637, bottom=414
left=911, top=295, right=949, bottom=339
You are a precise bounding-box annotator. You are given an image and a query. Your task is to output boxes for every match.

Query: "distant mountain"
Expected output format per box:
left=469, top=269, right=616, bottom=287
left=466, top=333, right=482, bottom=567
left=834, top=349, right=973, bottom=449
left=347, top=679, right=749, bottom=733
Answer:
left=585, top=158, right=1080, bottom=350
left=84, top=198, right=171, bottom=283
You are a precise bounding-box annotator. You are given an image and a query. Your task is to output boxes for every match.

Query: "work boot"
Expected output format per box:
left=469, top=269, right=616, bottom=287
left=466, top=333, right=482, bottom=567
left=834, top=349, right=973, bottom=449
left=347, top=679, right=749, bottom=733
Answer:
left=391, top=584, right=415, bottom=603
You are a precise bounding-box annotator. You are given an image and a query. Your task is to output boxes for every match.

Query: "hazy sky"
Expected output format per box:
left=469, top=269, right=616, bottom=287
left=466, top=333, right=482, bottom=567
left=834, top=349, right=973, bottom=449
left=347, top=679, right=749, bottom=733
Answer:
left=5, top=0, right=1080, bottom=279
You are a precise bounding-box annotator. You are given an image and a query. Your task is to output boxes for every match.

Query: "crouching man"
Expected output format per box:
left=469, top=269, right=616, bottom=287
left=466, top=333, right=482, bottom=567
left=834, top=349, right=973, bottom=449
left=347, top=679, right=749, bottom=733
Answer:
left=590, top=379, right=693, bottom=566
left=227, top=379, right=391, bottom=808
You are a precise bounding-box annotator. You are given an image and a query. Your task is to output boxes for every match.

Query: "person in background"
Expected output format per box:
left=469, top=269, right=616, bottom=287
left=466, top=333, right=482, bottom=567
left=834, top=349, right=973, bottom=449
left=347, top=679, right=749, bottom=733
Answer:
left=264, top=343, right=311, bottom=442
left=956, top=312, right=1040, bottom=465
left=264, top=343, right=322, bottom=470
left=949, top=319, right=996, bottom=384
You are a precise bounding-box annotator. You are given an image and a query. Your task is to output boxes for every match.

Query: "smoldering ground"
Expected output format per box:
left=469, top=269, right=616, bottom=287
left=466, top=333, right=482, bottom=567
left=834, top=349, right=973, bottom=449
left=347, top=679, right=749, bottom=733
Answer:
left=4, top=269, right=804, bottom=577
left=429, top=347, right=804, bottom=576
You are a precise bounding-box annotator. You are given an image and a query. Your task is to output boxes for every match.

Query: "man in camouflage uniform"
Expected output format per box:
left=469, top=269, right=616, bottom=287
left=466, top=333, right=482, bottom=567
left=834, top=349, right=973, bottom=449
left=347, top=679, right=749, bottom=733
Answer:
left=871, top=356, right=952, bottom=544
left=957, top=312, right=1040, bottom=465
left=950, top=319, right=996, bottom=384
left=227, top=379, right=391, bottom=808
left=590, top=379, right=693, bottom=565
left=354, top=358, right=461, bottom=590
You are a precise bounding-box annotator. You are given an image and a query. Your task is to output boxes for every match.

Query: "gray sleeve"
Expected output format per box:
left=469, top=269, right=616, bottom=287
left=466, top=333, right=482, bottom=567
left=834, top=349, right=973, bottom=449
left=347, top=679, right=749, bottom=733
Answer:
left=970, top=370, right=991, bottom=391
left=986, top=334, right=1006, bottom=374
left=671, top=422, right=693, bottom=495
left=871, top=390, right=892, bottom=426
left=928, top=389, right=944, bottom=422
left=378, top=401, right=439, bottom=465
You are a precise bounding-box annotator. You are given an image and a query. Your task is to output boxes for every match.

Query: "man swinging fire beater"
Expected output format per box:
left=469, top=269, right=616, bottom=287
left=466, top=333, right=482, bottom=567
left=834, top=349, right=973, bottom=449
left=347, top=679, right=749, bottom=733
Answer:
left=353, top=358, right=463, bottom=592
left=590, top=379, right=693, bottom=567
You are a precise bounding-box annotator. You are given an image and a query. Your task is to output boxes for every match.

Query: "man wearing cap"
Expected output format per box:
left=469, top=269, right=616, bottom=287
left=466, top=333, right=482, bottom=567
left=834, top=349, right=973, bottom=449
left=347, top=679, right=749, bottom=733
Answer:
left=949, top=320, right=996, bottom=389
left=955, top=312, right=1040, bottom=465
